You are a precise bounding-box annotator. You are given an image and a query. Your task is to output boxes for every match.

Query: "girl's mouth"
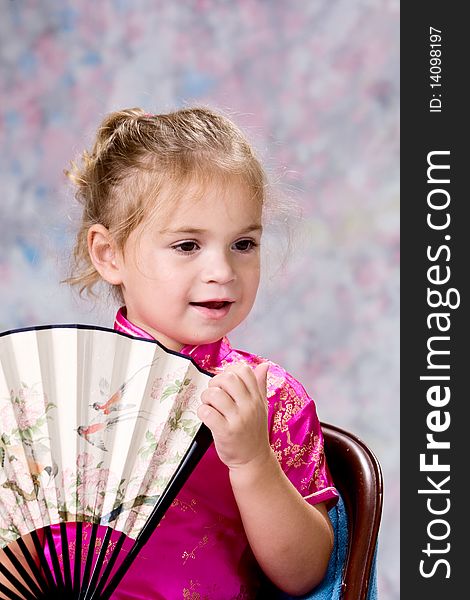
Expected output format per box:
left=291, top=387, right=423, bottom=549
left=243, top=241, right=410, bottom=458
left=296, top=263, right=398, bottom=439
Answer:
left=189, top=301, right=233, bottom=319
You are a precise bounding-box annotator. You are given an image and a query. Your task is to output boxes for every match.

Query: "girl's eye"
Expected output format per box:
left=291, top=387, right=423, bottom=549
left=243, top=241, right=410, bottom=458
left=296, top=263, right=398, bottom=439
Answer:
left=233, top=239, right=258, bottom=252
left=172, top=241, right=200, bottom=254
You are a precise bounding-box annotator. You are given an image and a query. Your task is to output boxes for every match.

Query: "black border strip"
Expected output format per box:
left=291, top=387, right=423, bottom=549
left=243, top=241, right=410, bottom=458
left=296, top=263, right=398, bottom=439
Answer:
left=401, top=4, right=467, bottom=595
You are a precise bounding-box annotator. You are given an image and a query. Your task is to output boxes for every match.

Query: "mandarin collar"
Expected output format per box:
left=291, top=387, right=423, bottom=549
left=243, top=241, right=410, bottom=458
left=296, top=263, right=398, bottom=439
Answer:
left=114, top=306, right=232, bottom=371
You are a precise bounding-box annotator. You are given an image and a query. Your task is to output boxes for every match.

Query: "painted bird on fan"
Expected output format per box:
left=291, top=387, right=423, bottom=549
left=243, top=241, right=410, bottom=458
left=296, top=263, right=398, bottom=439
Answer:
left=77, top=412, right=154, bottom=451
left=91, top=360, right=158, bottom=415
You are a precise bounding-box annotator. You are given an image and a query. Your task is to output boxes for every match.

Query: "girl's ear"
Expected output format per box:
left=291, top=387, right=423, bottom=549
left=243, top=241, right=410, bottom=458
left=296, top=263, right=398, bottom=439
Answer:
left=87, top=224, right=123, bottom=285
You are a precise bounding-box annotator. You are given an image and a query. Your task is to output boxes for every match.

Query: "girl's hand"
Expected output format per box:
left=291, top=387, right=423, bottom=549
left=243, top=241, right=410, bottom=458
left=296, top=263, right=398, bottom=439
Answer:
left=198, top=362, right=271, bottom=471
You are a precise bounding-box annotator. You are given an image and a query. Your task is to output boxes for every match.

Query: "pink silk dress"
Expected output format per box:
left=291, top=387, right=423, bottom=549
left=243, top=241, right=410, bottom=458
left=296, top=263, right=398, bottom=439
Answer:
left=49, top=308, right=338, bottom=599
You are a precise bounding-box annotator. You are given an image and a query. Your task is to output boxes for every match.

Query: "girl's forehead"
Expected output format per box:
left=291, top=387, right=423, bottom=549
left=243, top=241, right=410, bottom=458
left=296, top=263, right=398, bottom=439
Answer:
left=154, top=177, right=262, bottom=229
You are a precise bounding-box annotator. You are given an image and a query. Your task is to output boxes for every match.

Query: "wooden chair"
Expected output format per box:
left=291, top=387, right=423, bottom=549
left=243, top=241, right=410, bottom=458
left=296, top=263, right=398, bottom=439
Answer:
left=321, top=422, right=383, bottom=600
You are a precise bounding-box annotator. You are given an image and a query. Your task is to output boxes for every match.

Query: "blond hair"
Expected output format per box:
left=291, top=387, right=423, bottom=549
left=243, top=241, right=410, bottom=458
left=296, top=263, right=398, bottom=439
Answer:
left=64, top=106, right=267, bottom=301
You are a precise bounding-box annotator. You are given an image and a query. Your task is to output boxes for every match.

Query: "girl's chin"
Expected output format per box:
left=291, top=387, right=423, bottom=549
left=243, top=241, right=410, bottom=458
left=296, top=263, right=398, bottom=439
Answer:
left=138, top=317, right=241, bottom=351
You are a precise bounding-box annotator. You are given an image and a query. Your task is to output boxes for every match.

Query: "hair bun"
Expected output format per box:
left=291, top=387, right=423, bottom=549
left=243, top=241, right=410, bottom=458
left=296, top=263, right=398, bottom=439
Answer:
left=94, top=108, right=148, bottom=153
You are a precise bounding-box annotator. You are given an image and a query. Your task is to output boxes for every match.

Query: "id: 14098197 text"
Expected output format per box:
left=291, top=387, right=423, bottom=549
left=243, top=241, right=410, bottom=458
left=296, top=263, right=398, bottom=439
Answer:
left=429, top=26, right=443, bottom=113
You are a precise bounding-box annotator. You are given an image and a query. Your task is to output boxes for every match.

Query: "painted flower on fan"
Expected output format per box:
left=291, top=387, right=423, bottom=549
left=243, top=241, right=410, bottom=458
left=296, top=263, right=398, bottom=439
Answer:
left=137, top=428, right=162, bottom=461
left=0, top=404, right=17, bottom=432
left=0, top=492, right=18, bottom=525
left=10, top=383, right=50, bottom=430
left=166, top=399, right=200, bottom=436
left=76, top=452, right=94, bottom=470
left=25, top=495, right=43, bottom=524
left=149, top=426, right=194, bottom=467
left=150, top=373, right=193, bottom=404
left=127, top=465, right=157, bottom=500
left=150, top=374, right=174, bottom=400
left=0, top=462, right=36, bottom=512
left=136, top=454, right=174, bottom=497
left=76, top=467, right=115, bottom=511
left=173, top=381, right=199, bottom=413
left=59, top=466, right=75, bottom=495
left=16, top=461, right=37, bottom=494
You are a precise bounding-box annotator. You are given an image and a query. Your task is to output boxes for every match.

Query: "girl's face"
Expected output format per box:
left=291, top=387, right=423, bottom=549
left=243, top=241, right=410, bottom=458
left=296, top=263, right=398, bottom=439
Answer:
left=116, top=178, right=262, bottom=351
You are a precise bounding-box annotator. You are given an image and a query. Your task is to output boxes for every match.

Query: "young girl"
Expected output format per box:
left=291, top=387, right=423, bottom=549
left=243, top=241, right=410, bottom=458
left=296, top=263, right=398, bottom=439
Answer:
left=65, top=107, right=338, bottom=599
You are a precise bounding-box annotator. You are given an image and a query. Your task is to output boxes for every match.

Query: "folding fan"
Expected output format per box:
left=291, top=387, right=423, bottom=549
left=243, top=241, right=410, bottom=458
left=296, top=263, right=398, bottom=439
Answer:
left=0, top=325, right=213, bottom=600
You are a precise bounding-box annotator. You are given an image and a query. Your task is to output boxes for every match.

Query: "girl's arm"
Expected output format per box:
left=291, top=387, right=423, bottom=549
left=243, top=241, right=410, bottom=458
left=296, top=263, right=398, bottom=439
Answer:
left=199, top=362, right=334, bottom=596
left=230, top=453, right=333, bottom=595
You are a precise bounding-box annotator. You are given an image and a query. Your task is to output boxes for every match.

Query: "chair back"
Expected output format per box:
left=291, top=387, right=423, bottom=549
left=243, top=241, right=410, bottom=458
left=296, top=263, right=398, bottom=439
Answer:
left=321, top=422, right=383, bottom=600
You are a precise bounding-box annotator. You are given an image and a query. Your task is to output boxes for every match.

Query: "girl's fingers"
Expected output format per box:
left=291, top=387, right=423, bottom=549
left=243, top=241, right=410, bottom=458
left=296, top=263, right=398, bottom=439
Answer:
left=199, top=363, right=271, bottom=468
left=209, top=364, right=260, bottom=404
left=200, top=386, right=238, bottom=420
left=197, top=403, right=227, bottom=435
left=254, top=362, right=270, bottom=396
left=234, top=362, right=269, bottom=398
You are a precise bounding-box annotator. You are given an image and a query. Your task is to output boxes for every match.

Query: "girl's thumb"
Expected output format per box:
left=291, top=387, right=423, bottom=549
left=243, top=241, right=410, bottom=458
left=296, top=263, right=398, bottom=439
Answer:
left=254, top=361, right=270, bottom=395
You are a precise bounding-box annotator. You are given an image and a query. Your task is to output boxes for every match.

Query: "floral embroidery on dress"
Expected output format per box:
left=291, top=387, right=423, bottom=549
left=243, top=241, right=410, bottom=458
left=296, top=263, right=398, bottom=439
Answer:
left=283, top=430, right=320, bottom=468
left=266, top=371, right=285, bottom=399
left=270, top=382, right=308, bottom=437
left=183, top=579, right=218, bottom=600
left=172, top=497, right=198, bottom=513
left=182, top=579, right=247, bottom=600
left=183, top=579, right=202, bottom=600
left=182, top=534, right=210, bottom=565
left=199, top=353, right=215, bottom=370
left=272, top=429, right=326, bottom=493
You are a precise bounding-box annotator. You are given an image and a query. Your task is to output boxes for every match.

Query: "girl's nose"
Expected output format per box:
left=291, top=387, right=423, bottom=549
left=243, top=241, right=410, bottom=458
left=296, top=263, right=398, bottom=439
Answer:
left=202, top=251, right=236, bottom=284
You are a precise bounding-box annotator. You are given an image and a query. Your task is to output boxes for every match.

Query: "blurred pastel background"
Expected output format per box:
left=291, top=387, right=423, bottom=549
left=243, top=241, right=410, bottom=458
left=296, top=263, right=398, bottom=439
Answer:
left=0, top=1, right=399, bottom=598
